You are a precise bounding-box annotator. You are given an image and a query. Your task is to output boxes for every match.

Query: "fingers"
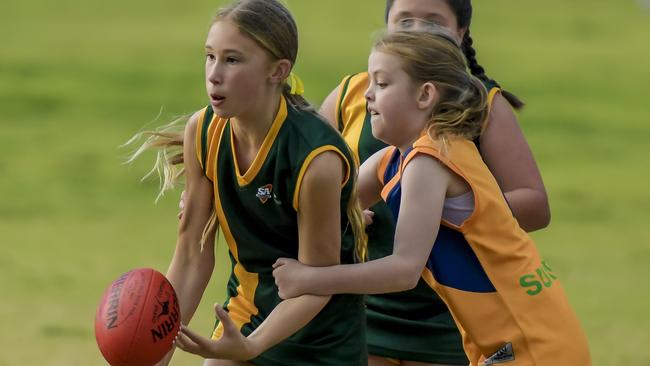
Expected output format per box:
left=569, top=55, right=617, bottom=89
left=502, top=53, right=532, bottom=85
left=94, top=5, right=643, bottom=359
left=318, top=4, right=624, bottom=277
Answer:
left=272, top=257, right=289, bottom=269
left=175, top=327, right=207, bottom=357
left=214, top=304, right=238, bottom=335
left=179, top=325, right=209, bottom=347
left=274, top=258, right=298, bottom=266
left=272, top=258, right=290, bottom=280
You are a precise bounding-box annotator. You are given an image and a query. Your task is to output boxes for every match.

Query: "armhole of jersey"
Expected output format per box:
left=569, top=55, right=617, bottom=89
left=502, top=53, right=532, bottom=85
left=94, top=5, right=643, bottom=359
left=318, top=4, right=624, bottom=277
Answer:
left=376, top=146, right=396, bottom=187
left=402, top=145, right=479, bottom=228
left=199, top=106, right=215, bottom=176
left=335, top=74, right=356, bottom=133
left=195, top=107, right=208, bottom=171
left=481, top=87, right=501, bottom=134
left=292, top=145, right=351, bottom=211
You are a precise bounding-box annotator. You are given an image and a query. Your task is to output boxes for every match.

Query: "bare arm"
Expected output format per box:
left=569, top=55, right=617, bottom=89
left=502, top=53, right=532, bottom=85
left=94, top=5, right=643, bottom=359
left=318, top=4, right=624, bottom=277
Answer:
left=479, top=93, right=550, bottom=231
left=166, top=111, right=216, bottom=324
left=156, top=112, right=216, bottom=366
left=318, top=85, right=341, bottom=129
left=357, top=147, right=389, bottom=209
left=274, top=154, right=450, bottom=296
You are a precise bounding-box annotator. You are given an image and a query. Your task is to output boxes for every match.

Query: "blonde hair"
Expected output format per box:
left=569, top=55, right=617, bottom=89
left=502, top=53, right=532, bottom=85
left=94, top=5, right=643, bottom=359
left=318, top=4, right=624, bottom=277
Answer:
left=344, top=153, right=368, bottom=262
left=374, top=30, right=488, bottom=144
left=213, top=0, right=311, bottom=111
left=127, top=0, right=367, bottom=258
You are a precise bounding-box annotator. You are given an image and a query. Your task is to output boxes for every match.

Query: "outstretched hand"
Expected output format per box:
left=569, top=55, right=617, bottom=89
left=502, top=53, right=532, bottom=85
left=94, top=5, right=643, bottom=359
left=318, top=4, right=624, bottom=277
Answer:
left=271, top=258, right=311, bottom=299
left=175, top=304, right=258, bottom=361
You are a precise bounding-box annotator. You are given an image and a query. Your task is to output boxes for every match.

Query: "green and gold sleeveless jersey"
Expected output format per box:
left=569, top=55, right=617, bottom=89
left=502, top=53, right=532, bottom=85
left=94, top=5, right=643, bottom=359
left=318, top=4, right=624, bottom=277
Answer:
left=196, top=96, right=367, bottom=366
left=336, top=72, right=500, bottom=364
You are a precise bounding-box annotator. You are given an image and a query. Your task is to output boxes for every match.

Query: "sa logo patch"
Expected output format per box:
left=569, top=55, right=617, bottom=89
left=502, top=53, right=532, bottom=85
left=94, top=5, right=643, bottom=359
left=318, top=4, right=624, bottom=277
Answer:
left=256, top=184, right=273, bottom=204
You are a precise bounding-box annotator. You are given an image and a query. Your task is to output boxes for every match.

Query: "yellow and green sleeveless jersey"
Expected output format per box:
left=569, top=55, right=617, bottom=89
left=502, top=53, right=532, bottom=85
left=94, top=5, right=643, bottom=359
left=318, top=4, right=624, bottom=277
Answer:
left=335, top=72, right=500, bottom=364
left=377, top=136, right=591, bottom=366
left=196, top=96, right=367, bottom=366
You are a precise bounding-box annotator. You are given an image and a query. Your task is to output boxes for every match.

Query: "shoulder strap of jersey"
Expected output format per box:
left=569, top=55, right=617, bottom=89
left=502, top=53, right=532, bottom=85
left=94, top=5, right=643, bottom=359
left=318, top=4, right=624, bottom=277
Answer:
left=473, top=86, right=502, bottom=147
left=376, top=146, right=398, bottom=186
left=405, top=137, right=476, bottom=186
left=195, top=106, right=213, bottom=175
left=487, top=86, right=500, bottom=108
left=335, top=74, right=357, bottom=133
left=195, top=105, right=227, bottom=181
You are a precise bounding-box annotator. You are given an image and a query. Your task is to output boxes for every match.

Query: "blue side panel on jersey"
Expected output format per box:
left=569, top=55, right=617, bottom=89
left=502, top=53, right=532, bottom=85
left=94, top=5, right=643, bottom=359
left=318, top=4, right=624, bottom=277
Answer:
left=385, top=185, right=401, bottom=220
left=427, top=227, right=496, bottom=293
left=382, top=149, right=402, bottom=185
left=382, top=147, right=495, bottom=293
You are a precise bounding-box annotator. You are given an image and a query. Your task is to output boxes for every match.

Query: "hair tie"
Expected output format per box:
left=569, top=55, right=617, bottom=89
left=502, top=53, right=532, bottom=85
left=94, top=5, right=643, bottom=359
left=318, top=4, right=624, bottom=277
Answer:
left=287, top=72, right=305, bottom=96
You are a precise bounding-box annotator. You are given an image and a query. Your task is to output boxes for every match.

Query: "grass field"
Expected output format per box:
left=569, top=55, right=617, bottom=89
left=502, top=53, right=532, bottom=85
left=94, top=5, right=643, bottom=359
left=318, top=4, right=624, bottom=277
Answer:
left=1, top=0, right=649, bottom=365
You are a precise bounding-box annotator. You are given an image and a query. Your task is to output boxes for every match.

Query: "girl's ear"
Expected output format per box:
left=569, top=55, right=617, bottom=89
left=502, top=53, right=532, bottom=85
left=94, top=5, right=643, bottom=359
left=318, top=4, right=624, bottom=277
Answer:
left=417, top=82, right=437, bottom=110
left=269, top=59, right=292, bottom=85
left=457, top=27, right=468, bottom=45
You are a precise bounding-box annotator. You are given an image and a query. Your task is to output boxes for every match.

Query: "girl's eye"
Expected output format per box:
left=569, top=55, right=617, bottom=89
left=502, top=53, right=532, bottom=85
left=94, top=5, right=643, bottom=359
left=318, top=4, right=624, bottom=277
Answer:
left=377, top=82, right=388, bottom=89
left=206, top=54, right=216, bottom=61
left=399, top=18, right=414, bottom=28
left=226, top=57, right=240, bottom=64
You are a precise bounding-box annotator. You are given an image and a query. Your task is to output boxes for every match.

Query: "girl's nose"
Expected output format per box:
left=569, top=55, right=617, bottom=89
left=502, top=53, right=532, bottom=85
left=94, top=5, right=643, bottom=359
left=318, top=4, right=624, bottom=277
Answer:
left=364, top=87, right=374, bottom=101
left=207, top=63, right=222, bottom=85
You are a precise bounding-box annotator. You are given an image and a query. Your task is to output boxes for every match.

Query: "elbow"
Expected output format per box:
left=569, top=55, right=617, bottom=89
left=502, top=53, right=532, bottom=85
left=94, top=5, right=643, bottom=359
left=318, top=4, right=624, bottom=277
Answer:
left=405, top=270, right=422, bottom=291
left=539, top=206, right=551, bottom=230
left=535, top=189, right=551, bottom=229
left=397, top=274, right=420, bottom=292
left=509, top=189, right=551, bottom=232
left=394, top=264, right=421, bottom=292
left=522, top=207, right=550, bottom=232
left=526, top=194, right=551, bottom=232
left=400, top=276, right=420, bottom=292
left=383, top=253, right=423, bottom=292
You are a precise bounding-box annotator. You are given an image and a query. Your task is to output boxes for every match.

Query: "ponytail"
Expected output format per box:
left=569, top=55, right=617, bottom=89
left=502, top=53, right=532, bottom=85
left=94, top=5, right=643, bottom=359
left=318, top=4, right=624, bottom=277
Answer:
left=462, top=31, right=524, bottom=110
left=281, top=84, right=314, bottom=112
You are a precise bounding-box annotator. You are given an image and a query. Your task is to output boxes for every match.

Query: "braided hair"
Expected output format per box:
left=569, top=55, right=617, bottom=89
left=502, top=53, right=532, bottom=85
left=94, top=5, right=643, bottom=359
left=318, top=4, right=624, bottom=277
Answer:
left=385, top=0, right=524, bottom=109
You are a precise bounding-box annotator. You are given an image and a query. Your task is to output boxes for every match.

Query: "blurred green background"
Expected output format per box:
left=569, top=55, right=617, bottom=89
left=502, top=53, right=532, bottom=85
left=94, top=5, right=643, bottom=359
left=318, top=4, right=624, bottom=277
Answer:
left=1, top=0, right=649, bottom=365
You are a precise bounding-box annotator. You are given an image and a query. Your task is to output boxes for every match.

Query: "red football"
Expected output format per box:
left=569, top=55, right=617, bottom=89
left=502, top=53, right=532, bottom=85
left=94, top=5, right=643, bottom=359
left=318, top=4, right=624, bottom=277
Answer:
left=95, top=268, right=180, bottom=366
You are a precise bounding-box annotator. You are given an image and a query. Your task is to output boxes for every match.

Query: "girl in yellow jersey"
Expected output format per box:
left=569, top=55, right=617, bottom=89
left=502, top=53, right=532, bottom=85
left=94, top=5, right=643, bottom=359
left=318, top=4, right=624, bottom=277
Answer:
left=318, top=1, right=549, bottom=365
left=128, top=1, right=368, bottom=365
left=273, top=30, right=591, bottom=366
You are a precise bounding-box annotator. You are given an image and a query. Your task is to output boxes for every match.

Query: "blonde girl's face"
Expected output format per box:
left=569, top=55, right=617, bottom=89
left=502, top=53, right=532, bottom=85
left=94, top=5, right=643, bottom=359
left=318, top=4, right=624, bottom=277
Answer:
left=387, top=0, right=464, bottom=43
left=204, top=20, right=275, bottom=118
left=365, top=50, right=429, bottom=149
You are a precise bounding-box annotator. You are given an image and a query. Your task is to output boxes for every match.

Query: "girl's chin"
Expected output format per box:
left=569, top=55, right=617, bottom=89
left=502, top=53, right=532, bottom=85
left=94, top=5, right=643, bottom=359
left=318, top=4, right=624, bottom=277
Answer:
left=370, top=126, right=388, bottom=144
left=210, top=106, right=234, bottom=119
